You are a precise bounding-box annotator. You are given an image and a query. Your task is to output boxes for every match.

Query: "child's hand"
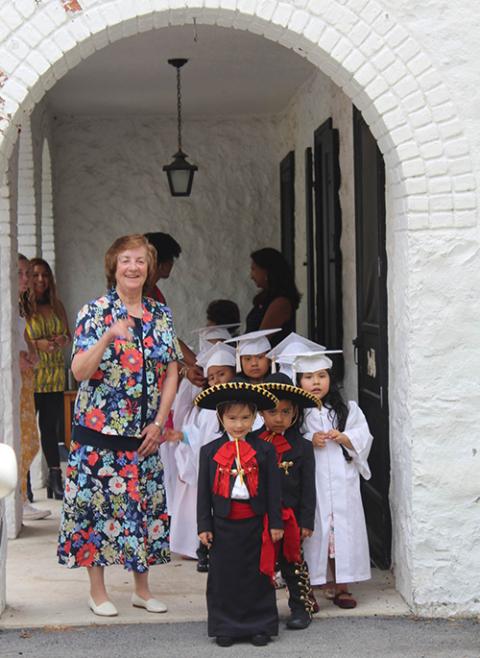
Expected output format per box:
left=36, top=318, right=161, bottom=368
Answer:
left=164, top=428, right=183, bottom=442
left=301, top=527, right=313, bottom=539
left=312, top=432, right=328, bottom=448
left=270, top=528, right=284, bottom=542
left=198, top=531, right=213, bottom=548
left=327, top=430, right=354, bottom=450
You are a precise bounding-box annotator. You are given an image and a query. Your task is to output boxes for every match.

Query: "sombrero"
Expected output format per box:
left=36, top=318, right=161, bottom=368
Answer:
left=194, top=379, right=279, bottom=411
left=259, top=372, right=320, bottom=409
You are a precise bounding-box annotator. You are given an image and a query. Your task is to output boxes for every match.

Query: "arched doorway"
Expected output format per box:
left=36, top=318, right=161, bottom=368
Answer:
left=0, top=1, right=477, bottom=616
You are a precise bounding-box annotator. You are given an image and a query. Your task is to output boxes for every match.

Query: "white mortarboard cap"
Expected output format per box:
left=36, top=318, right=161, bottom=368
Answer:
left=266, top=332, right=326, bottom=372
left=195, top=343, right=236, bottom=377
left=192, top=324, right=239, bottom=351
left=224, top=328, right=281, bottom=372
left=292, top=350, right=343, bottom=378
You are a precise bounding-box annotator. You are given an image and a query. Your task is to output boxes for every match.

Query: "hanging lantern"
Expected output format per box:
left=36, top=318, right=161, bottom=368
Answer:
left=163, top=58, right=198, bottom=197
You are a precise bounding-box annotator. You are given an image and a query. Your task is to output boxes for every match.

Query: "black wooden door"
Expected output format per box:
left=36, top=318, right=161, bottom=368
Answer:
left=313, top=119, right=343, bottom=378
left=353, top=107, right=391, bottom=569
left=280, top=151, right=295, bottom=273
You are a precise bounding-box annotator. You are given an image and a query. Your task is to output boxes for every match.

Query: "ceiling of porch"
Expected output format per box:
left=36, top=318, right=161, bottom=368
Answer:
left=46, top=24, right=316, bottom=117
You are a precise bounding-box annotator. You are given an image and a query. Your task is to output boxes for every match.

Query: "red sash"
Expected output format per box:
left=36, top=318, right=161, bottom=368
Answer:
left=212, top=440, right=258, bottom=498
left=258, top=430, right=291, bottom=464
left=278, top=507, right=301, bottom=564
left=228, top=502, right=276, bottom=586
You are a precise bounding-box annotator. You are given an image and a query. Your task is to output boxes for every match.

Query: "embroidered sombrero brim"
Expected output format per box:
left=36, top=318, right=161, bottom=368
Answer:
left=258, top=382, right=320, bottom=409
left=194, top=381, right=279, bottom=411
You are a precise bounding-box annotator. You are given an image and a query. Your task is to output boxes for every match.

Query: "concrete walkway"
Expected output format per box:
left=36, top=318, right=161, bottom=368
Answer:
left=2, top=494, right=410, bottom=629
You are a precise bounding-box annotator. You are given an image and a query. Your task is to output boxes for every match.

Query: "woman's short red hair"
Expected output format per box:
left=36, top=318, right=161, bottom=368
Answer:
left=105, top=234, right=157, bottom=291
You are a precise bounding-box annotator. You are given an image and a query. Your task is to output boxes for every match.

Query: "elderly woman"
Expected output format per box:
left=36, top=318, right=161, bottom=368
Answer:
left=57, top=234, right=182, bottom=618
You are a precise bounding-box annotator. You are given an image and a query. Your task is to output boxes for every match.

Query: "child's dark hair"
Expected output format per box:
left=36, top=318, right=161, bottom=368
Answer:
left=217, top=401, right=257, bottom=419
left=216, top=401, right=256, bottom=433
left=206, top=299, right=240, bottom=331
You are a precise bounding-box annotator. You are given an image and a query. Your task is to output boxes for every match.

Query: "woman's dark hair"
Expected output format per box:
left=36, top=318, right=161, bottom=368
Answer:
left=144, top=232, right=181, bottom=264
left=206, top=299, right=240, bottom=330
left=251, top=247, right=300, bottom=310
left=296, top=371, right=348, bottom=432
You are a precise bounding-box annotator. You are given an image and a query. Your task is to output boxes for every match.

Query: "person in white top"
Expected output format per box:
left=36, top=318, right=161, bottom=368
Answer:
left=295, top=350, right=373, bottom=609
left=167, top=343, right=236, bottom=567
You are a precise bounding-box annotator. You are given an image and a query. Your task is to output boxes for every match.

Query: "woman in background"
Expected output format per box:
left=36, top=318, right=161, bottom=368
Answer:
left=18, top=254, right=50, bottom=520
left=26, top=258, right=71, bottom=499
left=246, top=248, right=300, bottom=346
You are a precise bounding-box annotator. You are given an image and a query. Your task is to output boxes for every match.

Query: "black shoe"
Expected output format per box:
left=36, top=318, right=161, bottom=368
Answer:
left=46, top=467, right=64, bottom=500
left=26, top=471, right=33, bottom=503
left=251, top=634, right=270, bottom=646
left=196, top=558, right=209, bottom=573
left=216, top=637, right=234, bottom=647
left=286, top=612, right=312, bottom=630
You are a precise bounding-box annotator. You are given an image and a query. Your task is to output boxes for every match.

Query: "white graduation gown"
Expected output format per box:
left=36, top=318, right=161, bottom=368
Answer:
left=169, top=408, right=220, bottom=557
left=161, top=380, right=201, bottom=515
left=302, top=401, right=373, bottom=585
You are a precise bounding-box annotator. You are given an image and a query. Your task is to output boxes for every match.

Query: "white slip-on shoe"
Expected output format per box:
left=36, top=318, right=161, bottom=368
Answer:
left=23, top=502, right=52, bottom=521
left=88, top=596, right=118, bottom=617
left=131, top=592, right=167, bottom=613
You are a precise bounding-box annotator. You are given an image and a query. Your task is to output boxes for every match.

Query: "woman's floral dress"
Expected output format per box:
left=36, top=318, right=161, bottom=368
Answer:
left=57, top=288, right=182, bottom=572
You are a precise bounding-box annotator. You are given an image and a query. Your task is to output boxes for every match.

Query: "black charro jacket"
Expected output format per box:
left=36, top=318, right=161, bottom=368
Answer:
left=197, top=431, right=283, bottom=534
left=258, top=425, right=316, bottom=531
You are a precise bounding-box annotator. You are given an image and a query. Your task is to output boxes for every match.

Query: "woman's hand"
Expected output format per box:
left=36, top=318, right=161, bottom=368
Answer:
left=312, top=431, right=328, bottom=448
left=327, top=429, right=354, bottom=450
left=138, top=422, right=165, bottom=457
left=52, top=334, right=71, bottom=348
left=36, top=337, right=57, bottom=353
left=270, top=528, right=284, bottom=542
left=107, top=318, right=135, bottom=342
left=301, top=527, right=313, bottom=539
left=198, top=531, right=213, bottom=548
left=186, top=364, right=207, bottom=388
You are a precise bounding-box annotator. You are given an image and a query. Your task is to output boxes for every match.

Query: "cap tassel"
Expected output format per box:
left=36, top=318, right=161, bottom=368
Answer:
left=271, top=358, right=277, bottom=374
left=236, top=346, right=241, bottom=373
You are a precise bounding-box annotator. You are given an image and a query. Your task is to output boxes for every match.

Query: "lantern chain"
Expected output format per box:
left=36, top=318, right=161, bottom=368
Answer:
left=176, top=66, right=182, bottom=152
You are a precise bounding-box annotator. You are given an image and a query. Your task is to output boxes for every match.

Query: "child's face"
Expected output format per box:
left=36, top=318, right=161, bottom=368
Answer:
left=261, top=400, right=297, bottom=435
left=299, top=369, right=330, bottom=401
left=220, top=404, right=256, bottom=440
left=241, top=353, right=270, bottom=382
left=207, top=365, right=235, bottom=387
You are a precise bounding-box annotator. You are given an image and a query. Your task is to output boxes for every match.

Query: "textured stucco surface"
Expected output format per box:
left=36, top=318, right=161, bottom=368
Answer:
left=52, top=114, right=282, bottom=339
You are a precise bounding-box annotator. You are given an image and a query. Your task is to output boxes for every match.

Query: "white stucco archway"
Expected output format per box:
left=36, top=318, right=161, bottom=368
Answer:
left=0, top=0, right=479, bottom=617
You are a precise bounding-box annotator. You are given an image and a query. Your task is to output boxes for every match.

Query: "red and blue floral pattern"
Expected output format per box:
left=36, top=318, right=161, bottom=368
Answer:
left=58, top=442, right=169, bottom=571
left=58, top=288, right=181, bottom=571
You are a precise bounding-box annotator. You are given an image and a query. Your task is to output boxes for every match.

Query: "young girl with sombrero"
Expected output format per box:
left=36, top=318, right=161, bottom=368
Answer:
left=196, top=380, right=283, bottom=647
left=258, top=372, right=319, bottom=629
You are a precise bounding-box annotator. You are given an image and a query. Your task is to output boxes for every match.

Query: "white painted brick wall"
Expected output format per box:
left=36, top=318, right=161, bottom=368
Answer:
left=0, top=0, right=477, bottom=618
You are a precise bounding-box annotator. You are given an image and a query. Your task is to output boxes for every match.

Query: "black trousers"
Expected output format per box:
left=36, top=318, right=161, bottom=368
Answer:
left=207, top=515, right=278, bottom=638
left=279, top=548, right=316, bottom=617
left=34, top=392, right=64, bottom=468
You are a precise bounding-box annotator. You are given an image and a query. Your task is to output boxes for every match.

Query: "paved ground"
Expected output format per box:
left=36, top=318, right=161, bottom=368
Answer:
left=2, top=495, right=409, bottom=629
left=1, top=617, right=479, bottom=658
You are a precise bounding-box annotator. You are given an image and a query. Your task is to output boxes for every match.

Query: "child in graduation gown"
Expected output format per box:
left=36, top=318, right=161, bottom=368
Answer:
left=196, top=380, right=283, bottom=647
left=224, top=329, right=281, bottom=431
left=167, top=343, right=236, bottom=565
left=295, top=350, right=373, bottom=609
left=258, top=372, right=319, bottom=629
